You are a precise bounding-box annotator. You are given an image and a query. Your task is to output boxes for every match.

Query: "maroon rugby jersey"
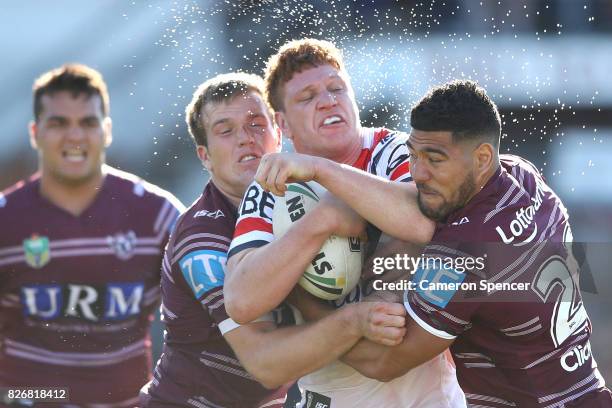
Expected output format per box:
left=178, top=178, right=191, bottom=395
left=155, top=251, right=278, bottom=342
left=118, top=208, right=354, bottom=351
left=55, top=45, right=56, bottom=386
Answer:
left=140, top=181, right=287, bottom=408
left=0, top=166, right=183, bottom=407
left=404, top=155, right=609, bottom=407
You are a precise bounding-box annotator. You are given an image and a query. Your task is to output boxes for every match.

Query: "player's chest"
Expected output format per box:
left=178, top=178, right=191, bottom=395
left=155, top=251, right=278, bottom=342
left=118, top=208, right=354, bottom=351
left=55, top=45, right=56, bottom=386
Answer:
left=0, top=221, right=162, bottom=322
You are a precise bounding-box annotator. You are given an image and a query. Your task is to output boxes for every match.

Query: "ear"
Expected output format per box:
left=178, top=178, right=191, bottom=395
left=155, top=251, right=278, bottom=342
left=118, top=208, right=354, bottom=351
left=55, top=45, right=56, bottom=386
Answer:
left=274, top=126, right=282, bottom=152
left=103, top=117, right=113, bottom=147
left=474, top=142, right=494, bottom=180
left=28, top=120, right=38, bottom=149
left=275, top=111, right=292, bottom=141
left=196, top=145, right=213, bottom=173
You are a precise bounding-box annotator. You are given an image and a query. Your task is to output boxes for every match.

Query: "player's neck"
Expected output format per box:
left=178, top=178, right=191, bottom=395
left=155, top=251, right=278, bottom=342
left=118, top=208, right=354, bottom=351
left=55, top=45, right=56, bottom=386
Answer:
left=211, top=179, right=243, bottom=208
left=39, top=170, right=106, bottom=217
left=331, top=132, right=363, bottom=165
left=470, top=161, right=501, bottom=201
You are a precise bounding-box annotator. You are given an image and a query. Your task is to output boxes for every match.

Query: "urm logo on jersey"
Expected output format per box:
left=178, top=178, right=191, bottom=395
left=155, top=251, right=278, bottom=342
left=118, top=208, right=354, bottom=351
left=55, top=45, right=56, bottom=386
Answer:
left=21, top=282, right=144, bottom=321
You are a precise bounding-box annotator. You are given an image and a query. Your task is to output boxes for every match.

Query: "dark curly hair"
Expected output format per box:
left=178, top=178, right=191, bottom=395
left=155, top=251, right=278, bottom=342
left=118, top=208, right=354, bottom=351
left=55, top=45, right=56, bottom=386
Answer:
left=410, top=80, right=501, bottom=148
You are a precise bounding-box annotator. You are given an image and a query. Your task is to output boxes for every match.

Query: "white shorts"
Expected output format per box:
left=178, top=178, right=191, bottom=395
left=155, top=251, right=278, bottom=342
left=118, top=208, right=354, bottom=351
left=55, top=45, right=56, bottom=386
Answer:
left=296, top=352, right=465, bottom=408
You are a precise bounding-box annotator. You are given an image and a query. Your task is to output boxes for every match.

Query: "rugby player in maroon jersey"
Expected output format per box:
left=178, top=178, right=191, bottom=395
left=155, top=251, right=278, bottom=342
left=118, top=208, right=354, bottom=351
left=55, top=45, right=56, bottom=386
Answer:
left=139, top=72, right=407, bottom=408
left=0, top=64, right=184, bottom=406
left=254, top=80, right=612, bottom=407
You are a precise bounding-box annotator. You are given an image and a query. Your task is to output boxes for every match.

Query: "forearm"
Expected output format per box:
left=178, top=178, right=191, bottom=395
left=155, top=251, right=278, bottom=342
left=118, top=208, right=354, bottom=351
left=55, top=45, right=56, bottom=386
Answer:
left=296, top=299, right=405, bottom=380
left=341, top=335, right=420, bottom=381
left=241, top=306, right=362, bottom=388
left=225, top=212, right=331, bottom=323
left=314, top=159, right=434, bottom=244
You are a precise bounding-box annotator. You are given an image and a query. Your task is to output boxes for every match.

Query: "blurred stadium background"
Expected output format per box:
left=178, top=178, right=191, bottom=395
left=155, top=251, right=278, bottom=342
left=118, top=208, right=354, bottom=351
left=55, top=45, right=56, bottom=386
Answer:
left=2, top=0, right=611, bottom=381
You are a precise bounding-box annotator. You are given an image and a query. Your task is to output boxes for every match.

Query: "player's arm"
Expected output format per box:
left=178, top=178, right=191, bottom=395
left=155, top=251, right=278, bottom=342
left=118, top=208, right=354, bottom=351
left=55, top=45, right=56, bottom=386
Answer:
left=341, top=315, right=454, bottom=381
left=223, top=300, right=406, bottom=389
left=292, top=290, right=452, bottom=381
left=255, top=153, right=434, bottom=245
left=225, top=193, right=363, bottom=324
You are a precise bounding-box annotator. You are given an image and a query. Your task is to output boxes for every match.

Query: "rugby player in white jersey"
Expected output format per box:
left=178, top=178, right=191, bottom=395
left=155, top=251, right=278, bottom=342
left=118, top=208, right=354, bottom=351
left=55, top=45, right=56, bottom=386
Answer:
left=225, top=39, right=465, bottom=407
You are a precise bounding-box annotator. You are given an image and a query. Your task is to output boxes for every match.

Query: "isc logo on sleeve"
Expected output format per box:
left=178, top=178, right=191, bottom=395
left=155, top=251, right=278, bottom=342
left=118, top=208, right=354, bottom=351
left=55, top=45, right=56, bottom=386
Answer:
left=413, top=264, right=466, bottom=308
left=179, top=250, right=227, bottom=299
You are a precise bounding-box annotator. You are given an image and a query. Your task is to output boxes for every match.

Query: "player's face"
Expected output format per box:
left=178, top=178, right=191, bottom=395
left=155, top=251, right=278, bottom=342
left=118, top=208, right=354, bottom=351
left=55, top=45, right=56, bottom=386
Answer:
left=30, top=91, right=111, bottom=186
left=276, top=64, right=360, bottom=161
left=199, top=91, right=281, bottom=199
left=408, top=130, right=478, bottom=222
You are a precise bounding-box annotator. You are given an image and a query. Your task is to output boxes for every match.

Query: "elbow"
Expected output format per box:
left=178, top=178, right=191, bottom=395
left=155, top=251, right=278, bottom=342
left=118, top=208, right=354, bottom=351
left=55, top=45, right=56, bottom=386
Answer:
left=410, top=219, right=435, bottom=245
left=224, top=277, right=255, bottom=324
left=225, top=295, right=256, bottom=325
left=243, top=362, right=288, bottom=390
left=258, top=375, right=286, bottom=390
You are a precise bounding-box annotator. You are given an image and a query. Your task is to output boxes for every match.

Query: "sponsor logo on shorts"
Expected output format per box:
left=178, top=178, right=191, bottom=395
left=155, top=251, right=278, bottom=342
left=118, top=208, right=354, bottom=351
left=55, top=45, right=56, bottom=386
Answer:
left=304, top=390, right=331, bottom=408
left=348, top=236, right=361, bottom=252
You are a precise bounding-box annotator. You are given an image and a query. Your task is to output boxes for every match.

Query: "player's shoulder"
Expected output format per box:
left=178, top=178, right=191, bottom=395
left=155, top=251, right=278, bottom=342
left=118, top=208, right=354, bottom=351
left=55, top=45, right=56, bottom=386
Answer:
left=448, top=155, right=553, bottom=243
left=0, top=174, right=39, bottom=214
left=104, top=165, right=185, bottom=212
left=364, top=127, right=411, bottom=181
left=168, top=184, right=233, bottom=275
left=174, top=182, right=235, bottom=242
left=368, top=127, right=408, bottom=150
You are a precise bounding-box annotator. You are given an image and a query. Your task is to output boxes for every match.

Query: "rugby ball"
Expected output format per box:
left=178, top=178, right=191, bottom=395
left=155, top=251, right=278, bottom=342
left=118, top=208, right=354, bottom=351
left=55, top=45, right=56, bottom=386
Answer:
left=272, top=181, right=363, bottom=300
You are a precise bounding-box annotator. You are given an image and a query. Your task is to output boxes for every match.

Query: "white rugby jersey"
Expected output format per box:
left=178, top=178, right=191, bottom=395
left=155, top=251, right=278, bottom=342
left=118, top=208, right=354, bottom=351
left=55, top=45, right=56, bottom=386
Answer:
left=228, top=128, right=466, bottom=407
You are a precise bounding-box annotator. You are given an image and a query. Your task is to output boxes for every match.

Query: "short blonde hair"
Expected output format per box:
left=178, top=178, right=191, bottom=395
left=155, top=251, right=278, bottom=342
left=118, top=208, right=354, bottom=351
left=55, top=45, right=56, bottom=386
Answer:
left=264, top=38, right=345, bottom=111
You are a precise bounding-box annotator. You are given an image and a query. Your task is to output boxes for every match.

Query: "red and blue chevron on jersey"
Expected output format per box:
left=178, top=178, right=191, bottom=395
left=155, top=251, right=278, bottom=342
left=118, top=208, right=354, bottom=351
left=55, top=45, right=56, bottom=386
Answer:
left=228, top=127, right=411, bottom=259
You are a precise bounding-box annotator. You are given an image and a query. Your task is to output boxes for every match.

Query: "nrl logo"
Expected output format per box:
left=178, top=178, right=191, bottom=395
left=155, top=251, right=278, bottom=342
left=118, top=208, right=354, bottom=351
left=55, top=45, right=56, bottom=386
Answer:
left=23, top=234, right=51, bottom=268
left=107, top=230, right=138, bottom=260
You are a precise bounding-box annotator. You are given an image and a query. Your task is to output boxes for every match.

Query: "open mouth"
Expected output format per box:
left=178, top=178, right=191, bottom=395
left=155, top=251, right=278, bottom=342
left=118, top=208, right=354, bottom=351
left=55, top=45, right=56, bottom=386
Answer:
left=63, top=149, right=87, bottom=163
left=238, top=154, right=259, bottom=163
left=320, top=115, right=344, bottom=127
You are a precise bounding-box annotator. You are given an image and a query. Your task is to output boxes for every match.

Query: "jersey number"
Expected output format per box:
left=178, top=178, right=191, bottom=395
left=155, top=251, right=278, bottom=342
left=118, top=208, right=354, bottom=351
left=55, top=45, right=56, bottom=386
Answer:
left=532, top=250, right=588, bottom=347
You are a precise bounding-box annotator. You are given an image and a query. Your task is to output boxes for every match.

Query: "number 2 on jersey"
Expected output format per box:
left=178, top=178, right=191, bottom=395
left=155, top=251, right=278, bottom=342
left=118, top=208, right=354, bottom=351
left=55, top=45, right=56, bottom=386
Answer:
left=532, top=247, right=588, bottom=348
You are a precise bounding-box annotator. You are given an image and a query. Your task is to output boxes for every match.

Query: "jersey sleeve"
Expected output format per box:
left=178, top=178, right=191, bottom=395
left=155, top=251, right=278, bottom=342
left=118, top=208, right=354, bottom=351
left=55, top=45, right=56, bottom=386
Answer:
left=171, top=226, right=231, bottom=323
left=403, top=243, right=484, bottom=339
left=370, top=131, right=412, bottom=182
left=227, top=181, right=276, bottom=259
left=178, top=257, right=273, bottom=336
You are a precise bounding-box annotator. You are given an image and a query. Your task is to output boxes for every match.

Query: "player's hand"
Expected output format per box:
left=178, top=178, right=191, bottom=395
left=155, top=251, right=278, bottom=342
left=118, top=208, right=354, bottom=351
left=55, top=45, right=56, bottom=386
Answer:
left=255, top=152, right=321, bottom=196
left=355, top=301, right=406, bottom=346
left=314, top=193, right=366, bottom=238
